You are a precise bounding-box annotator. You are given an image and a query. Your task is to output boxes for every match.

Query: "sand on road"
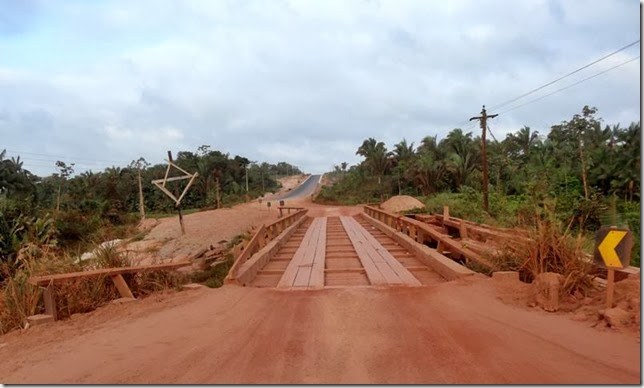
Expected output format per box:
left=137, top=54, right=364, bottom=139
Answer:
left=0, top=277, right=639, bottom=384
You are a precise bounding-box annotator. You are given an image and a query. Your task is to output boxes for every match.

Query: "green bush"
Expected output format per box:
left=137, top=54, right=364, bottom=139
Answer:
left=191, top=254, right=234, bottom=288
left=618, top=201, right=640, bottom=267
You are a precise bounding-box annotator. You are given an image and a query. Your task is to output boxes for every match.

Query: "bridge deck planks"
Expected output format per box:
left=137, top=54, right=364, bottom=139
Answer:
left=340, top=216, right=421, bottom=287
left=277, top=217, right=326, bottom=289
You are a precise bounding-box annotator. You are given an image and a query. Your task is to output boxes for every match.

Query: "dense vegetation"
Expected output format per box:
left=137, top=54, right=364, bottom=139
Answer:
left=0, top=145, right=301, bottom=280
left=317, top=106, right=640, bottom=265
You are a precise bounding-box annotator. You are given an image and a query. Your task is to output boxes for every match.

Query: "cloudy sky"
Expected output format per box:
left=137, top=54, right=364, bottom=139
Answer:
left=0, top=0, right=640, bottom=176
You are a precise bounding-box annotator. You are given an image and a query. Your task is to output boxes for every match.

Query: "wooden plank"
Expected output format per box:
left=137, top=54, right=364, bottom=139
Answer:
left=345, top=217, right=421, bottom=286
left=340, top=216, right=387, bottom=285
left=110, top=274, right=135, bottom=299
left=231, top=215, right=308, bottom=286
left=364, top=206, right=494, bottom=269
left=293, top=266, right=313, bottom=287
left=29, top=262, right=191, bottom=286
left=43, top=284, right=58, bottom=321
left=277, top=218, right=318, bottom=288
left=151, top=174, right=193, bottom=184
left=324, top=268, right=366, bottom=274
left=359, top=211, right=474, bottom=280
left=309, top=217, right=327, bottom=288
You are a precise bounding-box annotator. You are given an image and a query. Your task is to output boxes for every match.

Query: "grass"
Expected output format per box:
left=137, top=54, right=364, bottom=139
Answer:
left=144, top=208, right=201, bottom=219
left=489, top=211, right=595, bottom=296
left=0, top=240, right=188, bottom=334
left=190, top=254, right=234, bottom=288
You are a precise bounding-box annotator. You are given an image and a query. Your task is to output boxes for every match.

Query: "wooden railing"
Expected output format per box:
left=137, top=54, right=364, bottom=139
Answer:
left=278, top=206, right=304, bottom=217
left=28, top=261, right=191, bottom=321
left=227, top=209, right=308, bottom=281
left=363, top=206, right=494, bottom=269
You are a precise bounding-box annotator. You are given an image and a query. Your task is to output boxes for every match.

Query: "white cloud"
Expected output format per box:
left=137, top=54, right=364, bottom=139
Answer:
left=0, top=0, right=639, bottom=175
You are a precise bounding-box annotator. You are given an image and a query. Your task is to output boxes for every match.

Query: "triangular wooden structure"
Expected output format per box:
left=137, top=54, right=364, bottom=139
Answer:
left=151, top=159, right=199, bottom=206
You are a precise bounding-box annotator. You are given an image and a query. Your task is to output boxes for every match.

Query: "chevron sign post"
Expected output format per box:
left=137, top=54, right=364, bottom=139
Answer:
left=594, top=226, right=633, bottom=308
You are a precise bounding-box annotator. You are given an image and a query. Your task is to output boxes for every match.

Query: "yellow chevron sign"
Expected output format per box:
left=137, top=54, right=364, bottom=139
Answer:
left=594, top=227, right=633, bottom=269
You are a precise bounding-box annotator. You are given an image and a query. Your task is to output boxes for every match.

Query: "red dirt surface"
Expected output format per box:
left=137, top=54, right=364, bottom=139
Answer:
left=0, top=277, right=639, bottom=384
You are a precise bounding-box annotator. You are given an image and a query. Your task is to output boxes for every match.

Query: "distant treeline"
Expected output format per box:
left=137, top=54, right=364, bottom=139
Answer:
left=0, top=144, right=302, bottom=271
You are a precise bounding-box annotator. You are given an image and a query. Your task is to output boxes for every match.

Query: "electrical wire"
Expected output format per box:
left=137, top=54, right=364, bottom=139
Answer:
left=486, top=124, right=499, bottom=143
left=498, top=56, right=639, bottom=116
left=489, top=39, right=640, bottom=111
left=3, top=149, right=129, bottom=164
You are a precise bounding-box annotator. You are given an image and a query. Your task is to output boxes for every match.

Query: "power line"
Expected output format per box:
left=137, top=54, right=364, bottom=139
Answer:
left=8, top=156, right=124, bottom=167
left=486, top=124, right=499, bottom=143
left=4, top=149, right=130, bottom=164
left=498, top=56, right=639, bottom=116
left=489, top=39, right=640, bottom=111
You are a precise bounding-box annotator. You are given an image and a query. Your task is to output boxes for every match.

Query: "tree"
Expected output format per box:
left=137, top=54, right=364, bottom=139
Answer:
left=0, top=150, right=36, bottom=199
left=440, top=129, right=479, bottom=189
left=392, top=139, right=415, bottom=194
left=54, top=161, right=74, bottom=211
left=356, top=138, right=392, bottom=185
left=129, top=157, right=150, bottom=219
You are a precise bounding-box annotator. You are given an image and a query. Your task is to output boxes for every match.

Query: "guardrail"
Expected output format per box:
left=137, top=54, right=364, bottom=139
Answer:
left=363, top=206, right=494, bottom=269
left=278, top=206, right=304, bottom=217
left=28, top=261, right=192, bottom=321
left=227, top=208, right=308, bottom=282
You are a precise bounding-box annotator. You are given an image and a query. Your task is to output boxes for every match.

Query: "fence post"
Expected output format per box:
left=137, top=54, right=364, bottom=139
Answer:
left=43, top=284, right=58, bottom=321
left=443, top=206, right=450, bottom=221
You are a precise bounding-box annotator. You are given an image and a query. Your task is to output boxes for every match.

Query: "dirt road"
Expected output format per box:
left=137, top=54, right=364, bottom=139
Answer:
left=0, top=278, right=638, bottom=384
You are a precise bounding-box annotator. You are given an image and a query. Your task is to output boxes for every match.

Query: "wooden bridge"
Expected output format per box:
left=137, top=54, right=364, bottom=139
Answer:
left=225, top=207, right=479, bottom=289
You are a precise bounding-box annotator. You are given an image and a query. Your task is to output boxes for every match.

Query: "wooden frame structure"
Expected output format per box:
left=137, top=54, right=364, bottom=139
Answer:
left=28, top=262, right=191, bottom=321
left=225, top=209, right=308, bottom=285
left=363, top=206, right=495, bottom=269
left=277, top=206, right=304, bottom=217
left=151, top=151, right=199, bottom=234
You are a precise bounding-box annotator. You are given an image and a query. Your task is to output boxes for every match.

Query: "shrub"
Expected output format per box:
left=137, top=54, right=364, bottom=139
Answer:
left=191, top=254, right=234, bottom=288
left=492, top=212, right=595, bottom=296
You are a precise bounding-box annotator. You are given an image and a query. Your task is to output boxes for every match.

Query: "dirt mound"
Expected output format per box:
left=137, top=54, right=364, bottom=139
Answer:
left=380, top=195, right=425, bottom=213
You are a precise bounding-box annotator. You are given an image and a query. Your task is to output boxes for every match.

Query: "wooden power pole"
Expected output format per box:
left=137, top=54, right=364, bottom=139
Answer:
left=137, top=167, right=145, bottom=220
left=469, top=105, right=498, bottom=213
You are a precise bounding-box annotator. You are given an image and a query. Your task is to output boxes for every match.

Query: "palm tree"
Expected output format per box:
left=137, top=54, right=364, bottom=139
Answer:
left=392, top=139, right=415, bottom=194
left=412, top=150, right=446, bottom=195
left=440, top=129, right=480, bottom=189
left=356, top=138, right=392, bottom=185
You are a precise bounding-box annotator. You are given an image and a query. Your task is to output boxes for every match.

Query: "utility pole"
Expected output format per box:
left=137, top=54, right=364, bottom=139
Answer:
left=137, top=166, right=145, bottom=220
left=245, top=163, right=249, bottom=192
left=469, top=105, right=498, bottom=213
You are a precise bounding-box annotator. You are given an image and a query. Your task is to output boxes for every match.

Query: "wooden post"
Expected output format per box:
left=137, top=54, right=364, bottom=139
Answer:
left=437, top=241, right=444, bottom=254
left=279, top=208, right=283, bottom=217
left=43, top=284, right=58, bottom=321
left=459, top=220, right=468, bottom=239
left=177, top=206, right=186, bottom=235
left=258, top=232, right=266, bottom=248
left=138, top=167, right=145, bottom=220
left=111, top=274, right=135, bottom=299
left=233, top=243, right=243, bottom=258
left=469, top=105, right=498, bottom=213
left=605, top=268, right=615, bottom=308
left=167, top=151, right=186, bottom=235
left=443, top=206, right=450, bottom=221
left=215, top=178, right=221, bottom=209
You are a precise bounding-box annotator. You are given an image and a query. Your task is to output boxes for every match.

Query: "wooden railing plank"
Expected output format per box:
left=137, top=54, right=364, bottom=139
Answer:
left=227, top=209, right=308, bottom=281
left=363, top=206, right=494, bottom=270
left=29, top=262, right=191, bottom=286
